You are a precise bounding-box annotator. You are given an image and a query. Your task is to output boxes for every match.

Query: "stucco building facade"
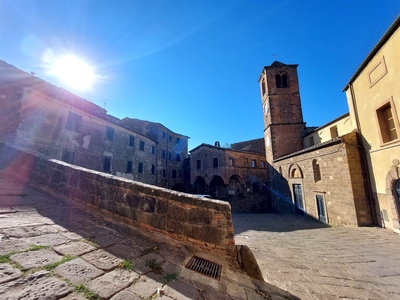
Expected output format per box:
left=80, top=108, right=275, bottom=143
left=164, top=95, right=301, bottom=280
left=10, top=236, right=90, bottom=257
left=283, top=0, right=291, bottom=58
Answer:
left=343, top=16, right=400, bottom=232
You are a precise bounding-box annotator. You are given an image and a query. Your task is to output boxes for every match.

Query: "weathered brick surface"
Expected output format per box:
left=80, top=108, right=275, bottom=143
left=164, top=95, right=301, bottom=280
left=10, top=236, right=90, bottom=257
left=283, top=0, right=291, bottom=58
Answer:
left=0, top=143, right=236, bottom=257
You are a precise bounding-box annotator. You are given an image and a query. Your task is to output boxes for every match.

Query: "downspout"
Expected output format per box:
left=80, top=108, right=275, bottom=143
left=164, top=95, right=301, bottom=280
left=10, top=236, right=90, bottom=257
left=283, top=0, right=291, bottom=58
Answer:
left=348, top=83, right=378, bottom=226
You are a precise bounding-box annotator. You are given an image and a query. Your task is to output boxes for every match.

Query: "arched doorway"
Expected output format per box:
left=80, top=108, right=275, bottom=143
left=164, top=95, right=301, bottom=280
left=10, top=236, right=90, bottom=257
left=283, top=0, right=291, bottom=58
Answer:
left=210, top=176, right=224, bottom=199
left=171, top=183, right=186, bottom=192
left=192, top=177, right=206, bottom=194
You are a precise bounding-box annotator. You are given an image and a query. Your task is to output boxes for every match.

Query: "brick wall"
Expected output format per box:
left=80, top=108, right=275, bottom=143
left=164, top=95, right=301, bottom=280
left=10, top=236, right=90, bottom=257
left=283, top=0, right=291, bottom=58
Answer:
left=0, top=143, right=236, bottom=257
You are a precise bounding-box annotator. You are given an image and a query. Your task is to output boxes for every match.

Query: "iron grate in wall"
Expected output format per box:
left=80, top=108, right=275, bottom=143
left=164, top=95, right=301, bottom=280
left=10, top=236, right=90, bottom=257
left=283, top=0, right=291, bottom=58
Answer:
left=185, top=256, right=222, bottom=280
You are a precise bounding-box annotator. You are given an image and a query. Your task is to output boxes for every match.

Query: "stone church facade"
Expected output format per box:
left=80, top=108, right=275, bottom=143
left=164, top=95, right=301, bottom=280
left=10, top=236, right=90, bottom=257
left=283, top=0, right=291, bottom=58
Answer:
left=259, top=61, right=373, bottom=226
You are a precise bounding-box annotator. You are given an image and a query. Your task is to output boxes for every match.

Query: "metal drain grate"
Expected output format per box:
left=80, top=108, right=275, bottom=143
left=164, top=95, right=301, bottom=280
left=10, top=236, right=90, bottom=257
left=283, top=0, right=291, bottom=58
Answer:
left=185, top=256, right=222, bottom=280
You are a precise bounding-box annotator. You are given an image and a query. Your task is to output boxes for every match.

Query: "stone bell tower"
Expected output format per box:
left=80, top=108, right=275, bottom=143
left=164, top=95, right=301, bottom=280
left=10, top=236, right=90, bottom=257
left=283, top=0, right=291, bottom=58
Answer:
left=258, top=61, right=305, bottom=164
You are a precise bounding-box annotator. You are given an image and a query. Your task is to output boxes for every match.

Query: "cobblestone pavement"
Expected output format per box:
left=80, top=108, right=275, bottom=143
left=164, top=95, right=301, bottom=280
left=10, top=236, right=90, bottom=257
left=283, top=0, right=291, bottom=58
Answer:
left=0, top=174, right=298, bottom=300
left=233, top=213, right=400, bottom=300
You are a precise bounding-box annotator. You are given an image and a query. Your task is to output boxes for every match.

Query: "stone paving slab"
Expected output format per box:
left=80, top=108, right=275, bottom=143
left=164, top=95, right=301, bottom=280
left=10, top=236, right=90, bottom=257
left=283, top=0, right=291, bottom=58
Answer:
left=10, top=248, right=62, bottom=270
left=0, top=239, right=30, bottom=255
left=81, top=248, right=124, bottom=271
left=0, top=270, right=73, bottom=299
left=0, top=263, right=22, bottom=284
left=24, top=233, right=70, bottom=247
left=54, top=241, right=97, bottom=256
left=53, top=257, right=104, bottom=284
left=86, top=269, right=139, bottom=299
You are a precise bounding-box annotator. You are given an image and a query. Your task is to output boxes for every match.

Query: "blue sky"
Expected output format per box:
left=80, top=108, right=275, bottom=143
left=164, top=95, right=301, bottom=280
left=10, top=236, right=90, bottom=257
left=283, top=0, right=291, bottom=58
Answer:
left=1, top=0, right=399, bottom=150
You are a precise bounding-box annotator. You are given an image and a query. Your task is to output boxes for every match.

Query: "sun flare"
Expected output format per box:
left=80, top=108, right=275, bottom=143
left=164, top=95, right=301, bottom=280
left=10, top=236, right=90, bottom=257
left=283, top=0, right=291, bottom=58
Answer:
left=50, top=55, right=96, bottom=91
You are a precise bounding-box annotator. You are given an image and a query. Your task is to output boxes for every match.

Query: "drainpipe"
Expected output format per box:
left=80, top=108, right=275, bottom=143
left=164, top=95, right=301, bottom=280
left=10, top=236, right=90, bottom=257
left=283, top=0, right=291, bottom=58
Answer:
left=348, top=83, right=378, bottom=226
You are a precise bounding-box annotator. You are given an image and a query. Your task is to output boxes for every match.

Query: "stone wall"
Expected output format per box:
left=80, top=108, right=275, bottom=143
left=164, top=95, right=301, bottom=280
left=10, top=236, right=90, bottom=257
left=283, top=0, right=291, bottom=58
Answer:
left=0, top=143, right=236, bottom=257
left=270, top=132, right=372, bottom=226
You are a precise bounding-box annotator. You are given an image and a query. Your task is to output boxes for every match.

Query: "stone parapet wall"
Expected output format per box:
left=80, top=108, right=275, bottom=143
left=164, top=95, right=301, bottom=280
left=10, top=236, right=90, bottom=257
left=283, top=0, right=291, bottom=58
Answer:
left=0, top=143, right=236, bottom=257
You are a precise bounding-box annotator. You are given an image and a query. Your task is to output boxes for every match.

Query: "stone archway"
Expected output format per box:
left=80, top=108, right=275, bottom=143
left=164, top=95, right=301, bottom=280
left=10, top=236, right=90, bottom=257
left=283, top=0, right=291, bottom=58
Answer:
left=193, top=176, right=206, bottom=194
left=385, top=159, right=400, bottom=230
left=209, top=175, right=225, bottom=199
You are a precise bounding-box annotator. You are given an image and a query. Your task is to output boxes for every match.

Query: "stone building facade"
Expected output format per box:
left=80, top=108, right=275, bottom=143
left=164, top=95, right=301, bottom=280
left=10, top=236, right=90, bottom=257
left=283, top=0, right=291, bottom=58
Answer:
left=0, top=60, right=187, bottom=188
left=258, top=61, right=373, bottom=226
left=119, top=118, right=189, bottom=191
left=189, top=141, right=269, bottom=212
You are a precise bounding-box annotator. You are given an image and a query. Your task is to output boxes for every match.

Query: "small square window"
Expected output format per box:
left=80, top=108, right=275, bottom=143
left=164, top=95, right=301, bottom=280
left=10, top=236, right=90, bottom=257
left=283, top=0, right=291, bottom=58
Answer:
left=163, top=169, right=166, bottom=178
left=126, top=161, right=133, bottom=173
left=106, top=126, right=114, bottom=141
left=196, top=160, right=201, bottom=169
left=213, top=157, right=218, bottom=168
left=65, top=112, right=82, bottom=132
left=151, top=165, right=155, bottom=174
left=176, top=137, right=181, bottom=144
left=176, top=154, right=181, bottom=162
left=168, top=152, right=172, bottom=160
left=169, top=135, right=172, bottom=142
left=229, top=158, right=235, bottom=167
left=330, top=126, right=338, bottom=139
left=309, top=136, right=314, bottom=146
left=62, top=149, right=75, bottom=164
left=129, top=135, right=135, bottom=146
left=162, top=150, right=166, bottom=159
left=103, top=157, right=111, bottom=172
left=139, top=140, right=145, bottom=151
left=162, top=131, right=166, bottom=138
left=251, top=160, right=256, bottom=168
left=172, top=170, right=177, bottom=178
left=377, top=102, right=398, bottom=143
left=261, top=161, right=265, bottom=168
left=138, top=163, right=143, bottom=173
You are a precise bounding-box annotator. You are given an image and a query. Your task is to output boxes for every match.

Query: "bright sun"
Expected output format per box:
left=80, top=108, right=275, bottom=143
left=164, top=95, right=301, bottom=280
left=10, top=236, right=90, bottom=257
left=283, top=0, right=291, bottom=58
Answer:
left=51, top=55, right=96, bottom=91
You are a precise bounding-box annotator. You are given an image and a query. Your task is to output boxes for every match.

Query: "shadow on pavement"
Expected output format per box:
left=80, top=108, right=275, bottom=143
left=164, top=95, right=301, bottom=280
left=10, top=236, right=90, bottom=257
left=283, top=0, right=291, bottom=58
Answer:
left=232, top=212, right=330, bottom=234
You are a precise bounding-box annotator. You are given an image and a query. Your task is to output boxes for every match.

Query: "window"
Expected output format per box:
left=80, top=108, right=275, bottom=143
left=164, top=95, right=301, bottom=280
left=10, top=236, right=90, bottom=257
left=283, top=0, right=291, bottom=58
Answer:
left=261, top=161, right=265, bottom=168
left=139, top=140, right=145, bottom=151
left=65, top=112, right=82, bottom=132
left=251, top=160, right=256, bottom=168
left=196, top=160, right=201, bottom=169
left=138, top=163, right=143, bottom=173
left=162, top=169, right=166, bottom=178
left=229, top=158, right=235, bottom=167
left=62, top=149, right=75, bottom=164
left=168, top=152, right=172, bottom=160
left=152, top=146, right=155, bottom=154
left=244, top=158, right=248, bottom=166
left=261, top=78, right=266, bottom=95
left=176, top=137, right=181, bottom=144
left=129, top=135, right=135, bottom=146
left=126, top=161, right=132, bottom=173
left=275, top=73, right=288, bottom=88
left=162, top=150, right=166, bottom=159
left=169, top=135, right=172, bottom=142
left=151, top=165, right=155, bottom=174
left=172, top=170, right=177, bottom=178
left=176, top=154, right=181, bottom=162
left=312, top=159, right=321, bottom=182
left=213, top=157, right=218, bottom=168
left=105, top=126, right=114, bottom=141
left=330, top=126, right=338, bottom=139
left=162, top=131, right=166, bottom=138
left=103, top=157, right=111, bottom=172
left=377, top=102, right=398, bottom=143
left=309, top=136, right=314, bottom=146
